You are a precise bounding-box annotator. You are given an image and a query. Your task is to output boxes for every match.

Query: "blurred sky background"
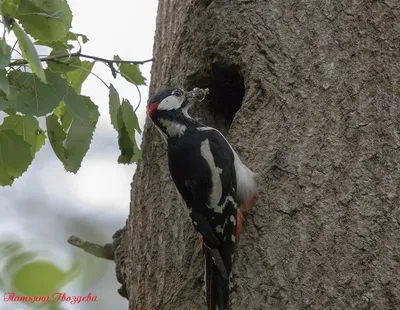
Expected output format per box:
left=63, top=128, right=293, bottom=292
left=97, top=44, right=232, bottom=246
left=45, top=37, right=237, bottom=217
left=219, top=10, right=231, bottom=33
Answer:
left=0, top=0, right=158, bottom=309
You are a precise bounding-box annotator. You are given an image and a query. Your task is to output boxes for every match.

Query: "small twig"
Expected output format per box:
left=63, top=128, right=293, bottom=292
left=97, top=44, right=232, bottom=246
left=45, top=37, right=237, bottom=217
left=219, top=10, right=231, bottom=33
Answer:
left=67, top=235, right=114, bottom=260
left=134, top=83, right=142, bottom=112
left=9, top=51, right=153, bottom=66
left=9, top=51, right=153, bottom=79
left=71, top=32, right=83, bottom=54
left=11, top=40, right=18, bottom=54
left=115, top=68, right=142, bottom=112
left=10, top=41, right=23, bottom=60
left=6, top=64, right=27, bottom=74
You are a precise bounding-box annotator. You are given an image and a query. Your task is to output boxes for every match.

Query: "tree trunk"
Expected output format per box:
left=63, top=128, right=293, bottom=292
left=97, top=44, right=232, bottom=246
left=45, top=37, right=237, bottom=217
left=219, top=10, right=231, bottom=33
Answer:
left=115, top=1, right=400, bottom=309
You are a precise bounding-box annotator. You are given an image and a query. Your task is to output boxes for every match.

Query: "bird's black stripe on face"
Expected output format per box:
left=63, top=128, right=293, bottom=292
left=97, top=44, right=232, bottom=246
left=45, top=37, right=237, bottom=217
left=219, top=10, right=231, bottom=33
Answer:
left=181, top=99, right=190, bottom=109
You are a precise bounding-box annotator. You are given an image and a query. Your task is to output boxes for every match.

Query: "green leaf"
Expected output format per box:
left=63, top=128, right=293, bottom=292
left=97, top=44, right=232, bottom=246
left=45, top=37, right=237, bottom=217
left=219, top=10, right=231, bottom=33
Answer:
left=12, top=261, right=66, bottom=296
left=12, top=21, right=46, bottom=83
left=0, top=40, right=11, bottom=69
left=116, top=101, right=141, bottom=164
left=53, top=102, right=72, bottom=131
left=0, top=129, right=33, bottom=186
left=121, top=99, right=141, bottom=139
left=117, top=123, right=134, bottom=164
left=0, top=91, right=14, bottom=114
left=8, top=70, right=68, bottom=116
left=63, top=118, right=94, bottom=173
left=0, top=115, right=45, bottom=155
left=3, top=107, right=16, bottom=115
left=47, top=48, right=81, bottom=73
left=113, top=55, right=146, bottom=85
left=34, top=31, right=88, bottom=50
left=63, top=87, right=90, bottom=125
left=108, top=84, right=120, bottom=131
left=16, top=0, right=72, bottom=42
left=47, top=95, right=97, bottom=173
left=46, top=113, right=67, bottom=162
left=66, top=32, right=89, bottom=43
left=0, top=98, right=8, bottom=111
left=0, top=0, right=21, bottom=20
left=108, top=87, right=140, bottom=164
left=30, top=0, right=50, bottom=6
left=130, top=142, right=142, bottom=162
left=66, top=61, right=94, bottom=94
left=34, top=39, right=73, bottom=50
left=81, top=95, right=100, bottom=124
left=117, top=123, right=141, bottom=164
left=133, top=143, right=142, bottom=161
left=61, top=93, right=97, bottom=173
left=0, top=69, right=9, bottom=95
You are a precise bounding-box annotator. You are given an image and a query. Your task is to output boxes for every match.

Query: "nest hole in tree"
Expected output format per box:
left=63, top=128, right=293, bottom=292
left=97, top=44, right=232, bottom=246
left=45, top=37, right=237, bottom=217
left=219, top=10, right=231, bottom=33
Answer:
left=186, top=62, right=245, bottom=135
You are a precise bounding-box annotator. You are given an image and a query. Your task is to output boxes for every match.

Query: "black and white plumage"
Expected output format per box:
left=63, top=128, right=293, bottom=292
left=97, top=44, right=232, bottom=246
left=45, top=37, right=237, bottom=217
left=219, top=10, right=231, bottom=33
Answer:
left=147, top=87, right=257, bottom=310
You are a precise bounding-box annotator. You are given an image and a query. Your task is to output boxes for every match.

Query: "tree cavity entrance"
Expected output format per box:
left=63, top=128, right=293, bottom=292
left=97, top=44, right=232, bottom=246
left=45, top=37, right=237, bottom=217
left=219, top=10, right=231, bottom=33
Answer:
left=187, top=62, right=245, bottom=134
left=208, top=62, right=245, bottom=130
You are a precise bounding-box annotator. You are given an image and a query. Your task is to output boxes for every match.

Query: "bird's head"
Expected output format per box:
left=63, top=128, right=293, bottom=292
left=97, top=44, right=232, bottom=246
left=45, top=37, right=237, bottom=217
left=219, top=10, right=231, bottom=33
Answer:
left=147, top=87, right=209, bottom=121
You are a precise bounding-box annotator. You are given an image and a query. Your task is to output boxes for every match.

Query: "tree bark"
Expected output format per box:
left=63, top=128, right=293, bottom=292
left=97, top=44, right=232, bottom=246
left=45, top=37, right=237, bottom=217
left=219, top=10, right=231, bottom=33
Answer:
left=115, top=0, right=400, bottom=309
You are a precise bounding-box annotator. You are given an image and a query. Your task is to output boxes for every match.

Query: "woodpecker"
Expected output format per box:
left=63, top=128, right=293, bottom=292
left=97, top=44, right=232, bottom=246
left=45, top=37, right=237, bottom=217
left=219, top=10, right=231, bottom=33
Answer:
left=147, top=87, right=257, bottom=310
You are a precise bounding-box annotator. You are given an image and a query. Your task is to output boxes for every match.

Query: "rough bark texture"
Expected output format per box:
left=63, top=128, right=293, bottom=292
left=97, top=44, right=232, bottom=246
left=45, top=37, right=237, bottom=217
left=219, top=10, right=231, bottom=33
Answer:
left=115, top=0, right=400, bottom=309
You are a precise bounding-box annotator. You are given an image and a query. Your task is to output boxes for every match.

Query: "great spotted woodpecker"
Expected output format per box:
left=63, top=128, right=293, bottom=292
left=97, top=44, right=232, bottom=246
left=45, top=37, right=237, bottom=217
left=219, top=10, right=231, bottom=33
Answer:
left=147, top=87, right=257, bottom=310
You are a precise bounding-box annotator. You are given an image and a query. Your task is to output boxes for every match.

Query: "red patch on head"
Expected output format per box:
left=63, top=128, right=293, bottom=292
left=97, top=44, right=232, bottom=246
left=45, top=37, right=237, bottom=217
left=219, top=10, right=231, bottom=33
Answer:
left=147, top=101, right=159, bottom=118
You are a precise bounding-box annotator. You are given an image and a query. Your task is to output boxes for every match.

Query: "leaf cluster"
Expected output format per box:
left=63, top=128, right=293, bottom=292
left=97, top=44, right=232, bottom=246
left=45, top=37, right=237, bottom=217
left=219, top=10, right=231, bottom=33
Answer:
left=0, top=0, right=147, bottom=186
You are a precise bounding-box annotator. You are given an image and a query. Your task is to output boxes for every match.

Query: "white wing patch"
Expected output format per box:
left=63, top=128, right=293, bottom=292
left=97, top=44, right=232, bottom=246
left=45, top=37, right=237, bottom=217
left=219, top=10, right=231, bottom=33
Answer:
left=214, top=195, right=237, bottom=215
left=224, top=195, right=237, bottom=209
left=216, top=225, right=224, bottom=234
left=159, top=118, right=186, bottom=137
left=200, top=139, right=223, bottom=209
left=213, top=204, right=225, bottom=214
left=198, top=126, right=257, bottom=204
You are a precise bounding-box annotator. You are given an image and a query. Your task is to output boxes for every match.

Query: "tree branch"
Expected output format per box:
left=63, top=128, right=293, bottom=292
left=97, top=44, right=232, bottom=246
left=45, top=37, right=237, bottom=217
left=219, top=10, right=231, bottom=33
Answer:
left=67, top=235, right=114, bottom=260
left=9, top=52, right=153, bottom=78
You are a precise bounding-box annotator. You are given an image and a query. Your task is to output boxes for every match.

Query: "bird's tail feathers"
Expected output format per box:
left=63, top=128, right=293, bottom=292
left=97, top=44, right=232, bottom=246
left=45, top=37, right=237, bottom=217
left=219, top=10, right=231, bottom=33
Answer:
left=205, top=251, right=229, bottom=310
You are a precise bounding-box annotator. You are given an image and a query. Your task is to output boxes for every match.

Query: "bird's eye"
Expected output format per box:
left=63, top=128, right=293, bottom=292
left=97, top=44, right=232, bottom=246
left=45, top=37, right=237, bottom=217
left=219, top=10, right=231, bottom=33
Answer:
left=172, top=89, right=183, bottom=97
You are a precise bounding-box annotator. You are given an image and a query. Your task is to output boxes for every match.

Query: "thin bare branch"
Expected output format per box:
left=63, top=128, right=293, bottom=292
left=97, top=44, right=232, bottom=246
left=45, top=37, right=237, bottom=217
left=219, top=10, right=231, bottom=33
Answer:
left=9, top=51, right=153, bottom=67
left=9, top=51, right=153, bottom=79
left=67, top=235, right=114, bottom=260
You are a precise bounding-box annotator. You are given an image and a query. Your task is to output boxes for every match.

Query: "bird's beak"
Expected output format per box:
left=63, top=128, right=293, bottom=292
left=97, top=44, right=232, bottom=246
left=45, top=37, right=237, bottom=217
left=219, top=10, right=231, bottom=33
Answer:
left=185, top=88, right=209, bottom=102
